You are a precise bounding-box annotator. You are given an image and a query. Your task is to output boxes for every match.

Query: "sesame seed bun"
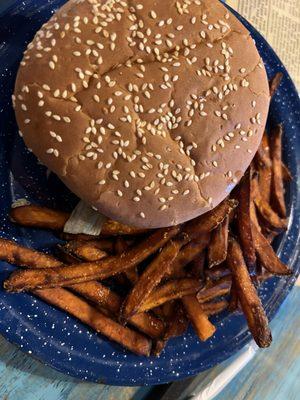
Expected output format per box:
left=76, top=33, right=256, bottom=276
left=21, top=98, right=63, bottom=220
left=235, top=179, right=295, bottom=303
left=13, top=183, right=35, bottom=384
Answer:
left=13, top=0, right=270, bottom=228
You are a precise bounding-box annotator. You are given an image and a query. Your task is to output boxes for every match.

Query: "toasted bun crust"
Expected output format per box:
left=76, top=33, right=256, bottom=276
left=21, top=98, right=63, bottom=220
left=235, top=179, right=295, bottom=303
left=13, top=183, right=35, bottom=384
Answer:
left=13, top=0, right=270, bottom=228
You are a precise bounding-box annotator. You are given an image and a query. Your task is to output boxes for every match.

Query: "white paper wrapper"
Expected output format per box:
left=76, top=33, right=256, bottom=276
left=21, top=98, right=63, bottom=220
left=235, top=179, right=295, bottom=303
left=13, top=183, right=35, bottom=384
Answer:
left=63, top=200, right=106, bottom=236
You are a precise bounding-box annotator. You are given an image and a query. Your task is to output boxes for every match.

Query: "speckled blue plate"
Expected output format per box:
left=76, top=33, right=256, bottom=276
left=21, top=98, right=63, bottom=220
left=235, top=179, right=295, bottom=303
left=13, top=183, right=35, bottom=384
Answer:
left=0, top=1, right=299, bottom=386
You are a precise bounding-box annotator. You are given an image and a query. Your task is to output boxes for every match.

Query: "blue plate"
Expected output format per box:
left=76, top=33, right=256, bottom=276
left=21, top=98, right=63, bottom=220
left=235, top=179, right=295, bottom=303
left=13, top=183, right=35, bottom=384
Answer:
left=0, top=1, right=299, bottom=386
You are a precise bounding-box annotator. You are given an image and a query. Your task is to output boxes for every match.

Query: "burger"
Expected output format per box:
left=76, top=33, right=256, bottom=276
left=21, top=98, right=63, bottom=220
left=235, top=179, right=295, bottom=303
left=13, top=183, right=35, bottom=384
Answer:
left=12, top=0, right=270, bottom=229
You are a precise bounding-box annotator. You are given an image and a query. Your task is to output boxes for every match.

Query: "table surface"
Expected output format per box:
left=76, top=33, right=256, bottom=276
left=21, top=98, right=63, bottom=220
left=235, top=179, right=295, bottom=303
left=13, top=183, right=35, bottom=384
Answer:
left=0, top=279, right=299, bottom=400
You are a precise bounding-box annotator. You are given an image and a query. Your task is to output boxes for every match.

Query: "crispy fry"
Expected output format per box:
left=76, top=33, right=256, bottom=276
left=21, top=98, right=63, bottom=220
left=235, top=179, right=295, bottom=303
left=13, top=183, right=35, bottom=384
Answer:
left=138, top=278, right=203, bottom=312
left=4, top=226, right=180, bottom=292
left=182, top=295, right=216, bottom=341
left=152, top=340, right=166, bottom=356
left=236, top=170, right=256, bottom=269
left=205, top=264, right=231, bottom=281
left=60, top=232, right=99, bottom=242
left=228, top=282, right=239, bottom=312
left=197, top=276, right=232, bottom=303
left=152, top=302, right=189, bottom=356
left=0, top=237, right=164, bottom=339
left=208, top=215, right=229, bottom=268
left=34, top=287, right=151, bottom=356
left=101, top=219, right=147, bottom=236
left=121, top=240, right=181, bottom=320
left=251, top=223, right=292, bottom=275
left=164, top=302, right=189, bottom=339
left=252, top=176, right=287, bottom=230
left=269, top=72, right=283, bottom=98
left=201, top=300, right=228, bottom=316
left=0, top=238, right=62, bottom=268
left=183, top=199, right=238, bottom=240
left=114, top=237, right=129, bottom=254
left=270, top=125, right=286, bottom=218
left=168, top=233, right=210, bottom=278
left=71, top=281, right=121, bottom=314
left=10, top=205, right=69, bottom=230
left=256, top=132, right=272, bottom=203
left=257, top=271, right=273, bottom=283
left=56, top=245, right=81, bottom=264
left=255, top=144, right=272, bottom=168
left=10, top=205, right=148, bottom=236
left=281, top=162, right=292, bottom=181
left=189, top=251, right=206, bottom=279
left=227, top=237, right=272, bottom=348
left=64, top=240, right=108, bottom=261
left=69, top=238, right=114, bottom=252
left=71, top=281, right=165, bottom=339
left=114, top=237, right=139, bottom=284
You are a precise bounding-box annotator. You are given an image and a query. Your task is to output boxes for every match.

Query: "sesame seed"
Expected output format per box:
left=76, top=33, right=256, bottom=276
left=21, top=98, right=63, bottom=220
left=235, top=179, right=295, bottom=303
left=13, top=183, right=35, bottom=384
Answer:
left=133, top=197, right=140, bottom=202
left=140, top=212, right=145, bottom=218
left=98, top=179, right=106, bottom=185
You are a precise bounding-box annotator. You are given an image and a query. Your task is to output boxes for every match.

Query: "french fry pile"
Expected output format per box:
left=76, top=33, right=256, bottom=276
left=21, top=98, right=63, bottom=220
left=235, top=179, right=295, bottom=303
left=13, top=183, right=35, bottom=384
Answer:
left=0, top=74, right=293, bottom=356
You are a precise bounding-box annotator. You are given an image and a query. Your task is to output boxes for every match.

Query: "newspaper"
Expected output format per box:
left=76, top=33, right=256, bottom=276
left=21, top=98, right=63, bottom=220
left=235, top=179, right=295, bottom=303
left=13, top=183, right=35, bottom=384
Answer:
left=226, top=0, right=300, bottom=90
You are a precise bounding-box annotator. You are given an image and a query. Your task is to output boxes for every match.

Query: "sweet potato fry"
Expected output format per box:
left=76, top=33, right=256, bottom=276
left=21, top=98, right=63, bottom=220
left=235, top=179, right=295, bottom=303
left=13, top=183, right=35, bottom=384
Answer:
left=10, top=205, right=148, bottom=236
left=257, top=271, right=273, bottom=283
left=138, top=278, right=203, bottom=312
left=4, top=226, right=180, bottom=292
left=0, top=238, right=62, bottom=268
left=252, top=176, right=287, bottom=230
left=34, top=287, right=151, bottom=356
left=197, top=276, right=232, bottom=303
left=163, top=302, right=189, bottom=340
left=0, top=240, right=158, bottom=335
left=256, top=133, right=272, bottom=203
left=152, top=302, right=189, bottom=356
left=70, top=281, right=165, bottom=339
left=251, top=223, right=292, bottom=275
left=269, top=125, right=286, bottom=218
left=121, top=240, right=181, bottom=320
left=10, top=205, right=69, bottom=230
left=56, top=246, right=82, bottom=264
left=205, top=264, right=231, bottom=281
left=114, top=238, right=139, bottom=284
left=228, top=282, right=239, bottom=312
left=255, top=144, right=272, bottom=168
left=63, top=240, right=108, bottom=261
left=201, top=300, right=228, bottom=316
left=168, top=233, right=210, bottom=278
left=71, top=281, right=121, bottom=314
left=60, top=232, right=99, bottom=242
left=281, top=162, right=292, bottom=181
left=236, top=170, right=256, bottom=269
left=226, top=237, right=272, bottom=348
left=182, top=295, right=216, bottom=341
left=189, top=251, right=206, bottom=279
left=208, top=215, right=229, bottom=268
left=269, top=72, right=283, bottom=98
left=101, top=219, right=147, bottom=236
left=182, top=199, right=238, bottom=241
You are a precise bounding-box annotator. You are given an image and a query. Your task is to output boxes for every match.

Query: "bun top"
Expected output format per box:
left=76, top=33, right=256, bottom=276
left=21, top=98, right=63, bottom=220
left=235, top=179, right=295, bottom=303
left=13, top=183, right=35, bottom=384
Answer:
left=13, top=0, right=270, bottom=228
